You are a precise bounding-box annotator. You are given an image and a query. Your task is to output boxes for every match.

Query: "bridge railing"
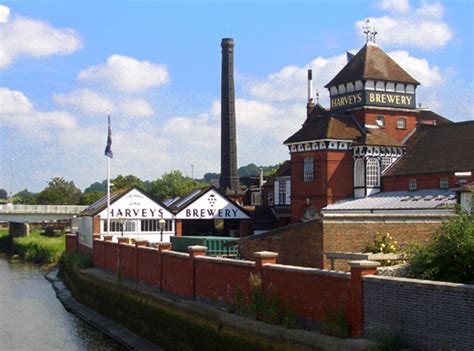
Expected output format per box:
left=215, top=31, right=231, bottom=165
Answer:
left=0, top=204, right=88, bottom=214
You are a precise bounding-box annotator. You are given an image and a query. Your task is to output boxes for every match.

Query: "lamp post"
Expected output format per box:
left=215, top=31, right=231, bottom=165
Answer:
left=159, top=218, right=166, bottom=242
left=118, top=217, right=125, bottom=237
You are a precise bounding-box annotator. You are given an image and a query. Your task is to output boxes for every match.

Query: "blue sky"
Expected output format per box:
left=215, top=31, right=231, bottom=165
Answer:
left=1, top=0, right=473, bottom=193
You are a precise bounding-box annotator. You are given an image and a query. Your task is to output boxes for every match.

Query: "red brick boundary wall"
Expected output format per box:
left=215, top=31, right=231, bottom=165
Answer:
left=66, top=234, right=377, bottom=338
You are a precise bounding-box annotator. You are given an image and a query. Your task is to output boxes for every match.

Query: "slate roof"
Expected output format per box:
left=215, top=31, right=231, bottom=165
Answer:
left=417, top=109, right=452, bottom=126
left=284, top=114, right=363, bottom=144
left=355, top=128, right=404, bottom=147
left=384, top=121, right=474, bottom=176
left=323, top=189, right=455, bottom=212
left=325, top=43, right=419, bottom=88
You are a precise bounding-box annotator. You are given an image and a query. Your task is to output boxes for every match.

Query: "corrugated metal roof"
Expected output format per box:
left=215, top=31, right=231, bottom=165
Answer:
left=323, top=189, right=456, bottom=211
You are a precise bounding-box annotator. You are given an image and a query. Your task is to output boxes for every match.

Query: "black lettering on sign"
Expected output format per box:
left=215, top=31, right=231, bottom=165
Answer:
left=142, top=209, right=147, bottom=217
left=125, top=209, right=131, bottom=217
left=207, top=209, right=216, bottom=216
left=193, top=209, right=199, bottom=217
left=158, top=209, right=163, bottom=217
left=186, top=209, right=191, bottom=217
left=150, top=209, right=156, bottom=216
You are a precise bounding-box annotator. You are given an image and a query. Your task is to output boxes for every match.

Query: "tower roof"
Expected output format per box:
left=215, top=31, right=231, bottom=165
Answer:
left=325, top=43, right=419, bottom=88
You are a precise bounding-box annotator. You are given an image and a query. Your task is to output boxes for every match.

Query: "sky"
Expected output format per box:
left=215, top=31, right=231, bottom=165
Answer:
left=0, top=0, right=473, bottom=194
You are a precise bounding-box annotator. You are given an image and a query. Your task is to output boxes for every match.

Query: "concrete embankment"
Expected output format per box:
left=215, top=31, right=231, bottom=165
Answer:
left=59, top=264, right=374, bottom=351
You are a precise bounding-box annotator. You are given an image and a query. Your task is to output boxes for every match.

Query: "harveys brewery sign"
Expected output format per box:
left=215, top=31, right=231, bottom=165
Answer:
left=331, top=91, right=416, bottom=110
left=176, top=188, right=249, bottom=220
left=98, top=188, right=174, bottom=219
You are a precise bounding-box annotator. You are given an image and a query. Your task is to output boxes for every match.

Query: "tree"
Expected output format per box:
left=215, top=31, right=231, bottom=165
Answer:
left=80, top=191, right=105, bottom=205
left=408, top=214, right=474, bottom=284
left=111, top=175, right=145, bottom=191
left=0, top=189, right=7, bottom=199
left=151, top=170, right=204, bottom=199
left=84, top=180, right=107, bottom=193
left=13, top=189, right=38, bottom=204
left=37, top=177, right=82, bottom=205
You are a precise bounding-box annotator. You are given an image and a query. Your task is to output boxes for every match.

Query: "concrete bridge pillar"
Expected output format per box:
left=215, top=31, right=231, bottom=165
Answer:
left=8, top=222, right=30, bottom=237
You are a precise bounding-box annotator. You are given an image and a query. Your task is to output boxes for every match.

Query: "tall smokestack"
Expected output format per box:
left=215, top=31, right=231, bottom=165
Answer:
left=220, top=38, right=240, bottom=193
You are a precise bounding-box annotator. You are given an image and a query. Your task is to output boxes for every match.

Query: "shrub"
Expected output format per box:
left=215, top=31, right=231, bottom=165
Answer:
left=408, top=214, right=474, bottom=284
left=321, top=308, right=350, bottom=338
left=365, top=232, right=398, bottom=254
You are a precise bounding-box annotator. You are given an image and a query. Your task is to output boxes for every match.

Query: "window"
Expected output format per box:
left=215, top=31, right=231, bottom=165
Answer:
left=386, top=82, right=395, bottom=92
left=276, top=176, right=290, bottom=205
left=440, top=178, right=449, bottom=189
left=267, top=192, right=273, bottom=206
left=381, top=157, right=392, bottom=172
left=397, top=118, right=407, bottom=129
left=338, top=84, right=346, bottom=94
left=125, top=220, right=136, bottom=232
left=103, top=220, right=122, bottom=232
left=346, top=82, right=354, bottom=92
left=303, top=157, right=314, bottom=182
left=354, top=159, right=365, bottom=187
left=396, top=83, right=405, bottom=93
left=376, top=115, right=385, bottom=127
left=409, top=179, right=417, bottom=191
left=406, top=84, right=415, bottom=94
left=354, top=80, right=363, bottom=90
left=251, top=192, right=261, bottom=205
left=330, top=86, right=338, bottom=96
left=141, top=219, right=172, bottom=232
left=375, top=81, right=385, bottom=91
left=365, top=80, right=375, bottom=90
left=366, top=158, right=380, bottom=187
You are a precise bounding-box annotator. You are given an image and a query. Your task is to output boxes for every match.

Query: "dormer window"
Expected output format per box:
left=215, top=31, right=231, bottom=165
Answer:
left=338, top=84, right=346, bottom=94
left=346, top=82, right=355, bottom=92
left=396, top=83, right=405, bottom=93
left=409, top=179, right=417, bottom=191
left=406, top=84, right=415, bottom=94
left=330, top=86, right=338, bottom=96
left=375, top=81, right=385, bottom=91
left=397, top=118, right=407, bottom=129
left=355, top=80, right=363, bottom=90
left=376, top=115, right=385, bottom=127
left=365, top=80, right=375, bottom=90
left=386, top=82, right=395, bottom=92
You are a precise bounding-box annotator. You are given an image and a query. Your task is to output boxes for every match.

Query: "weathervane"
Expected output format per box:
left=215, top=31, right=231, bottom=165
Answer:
left=362, top=19, right=378, bottom=44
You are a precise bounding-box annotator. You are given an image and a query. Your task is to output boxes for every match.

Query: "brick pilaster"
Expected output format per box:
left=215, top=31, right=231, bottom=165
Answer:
left=189, top=245, right=207, bottom=300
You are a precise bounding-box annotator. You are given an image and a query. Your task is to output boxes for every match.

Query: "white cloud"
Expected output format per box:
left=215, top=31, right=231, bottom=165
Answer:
left=357, top=1, right=452, bottom=49
left=54, top=89, right=155, bottom=118
left=0, top=87, right=76, bottom=138
left=0, top=7, right=82, bottom=68
left=0, top=5, right=11, bottom=23
left=388, top=50, right=443, bottom=87
left=78, top=55, right=169, bottom=93
left=376, top=0, right=409, bottom=13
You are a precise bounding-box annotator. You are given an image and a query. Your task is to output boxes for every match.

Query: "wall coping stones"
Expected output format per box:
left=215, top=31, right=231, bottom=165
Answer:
left=364, top=275, right=474, bottom=292
left=162, top=250, right=189, bottom=258
left=253, top=251, right=279, bottom=258
left=188, top=245, right=208, bottom=252
left=195, top=255, right=256, bottom=267
left=137, top=246, right=159, bottom=253
left=348, top=260, right=380, bottom=268
left=265, top=264, right=351, bottom=279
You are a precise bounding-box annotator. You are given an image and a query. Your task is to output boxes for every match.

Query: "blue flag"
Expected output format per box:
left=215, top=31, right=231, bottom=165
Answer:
left=104, top=115, right=113, bottom=158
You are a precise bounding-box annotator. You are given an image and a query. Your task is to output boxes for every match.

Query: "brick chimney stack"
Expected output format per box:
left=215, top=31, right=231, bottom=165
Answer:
left=220, top=38, right=240, bottom=193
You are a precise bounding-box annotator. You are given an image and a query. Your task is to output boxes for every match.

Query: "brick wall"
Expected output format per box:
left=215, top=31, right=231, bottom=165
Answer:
left=137, top=247, right=161, bottom=286
left=363, top=276, right=474, bottom=350
left=161, top=251, right=193, bottom=298
left=238, top=220, right=324, bottom=268
left=66, top=234, right=78, bottom=254
left=383, top=172, right=474, bottom=192
left=322, top=219, right=442, bottom=270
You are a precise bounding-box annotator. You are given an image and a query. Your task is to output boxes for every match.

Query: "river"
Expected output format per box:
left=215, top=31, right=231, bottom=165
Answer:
left=0, top=255, right=124, bottom=350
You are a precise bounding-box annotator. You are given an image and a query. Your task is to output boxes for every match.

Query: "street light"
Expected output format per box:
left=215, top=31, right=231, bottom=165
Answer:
left=118, top=217, right=125, bottom=237
left=159, top=218, right=166, bottom=242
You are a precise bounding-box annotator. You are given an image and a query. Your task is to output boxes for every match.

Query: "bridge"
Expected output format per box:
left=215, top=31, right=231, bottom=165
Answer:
left=0, top=204, right=87, bottom=223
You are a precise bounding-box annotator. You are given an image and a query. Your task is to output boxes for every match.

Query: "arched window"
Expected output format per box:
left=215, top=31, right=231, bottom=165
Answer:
left=303, top=157, right=314, bottom=182
left=366, top=158, right=380, bottom=187
left=354, top=158, right=365, bottom=187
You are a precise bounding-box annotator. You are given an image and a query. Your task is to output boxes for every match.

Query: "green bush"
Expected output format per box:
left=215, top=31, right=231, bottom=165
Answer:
left=320, top=308, right=350, bottom=338
left=408, top=214, right=474, bottom=284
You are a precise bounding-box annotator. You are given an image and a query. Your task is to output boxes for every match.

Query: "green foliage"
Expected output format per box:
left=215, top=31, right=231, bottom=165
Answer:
left=408, top=214, right=474, bottom=284
left=84, top=180, right=107, bottom=193
left=11, top=229, right=65, bottom=264
left=320, top=308, right=350, bottom=338
left=79, top=191, right=105, bottom=205
left=37, top=177, right=82, bottom=205
left=150, top=170, right=206, bottom=199
left=111, top=174, right=145, bottom=191
left=370, top=333, right=402, bottom=351
left=13, top=189, right=38, bottom=204
left=365, top=232, right=398, bottom=254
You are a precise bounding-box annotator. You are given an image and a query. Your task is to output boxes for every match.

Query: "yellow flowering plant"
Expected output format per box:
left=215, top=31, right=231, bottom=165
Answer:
left=365, top=232, right=398, bottom=254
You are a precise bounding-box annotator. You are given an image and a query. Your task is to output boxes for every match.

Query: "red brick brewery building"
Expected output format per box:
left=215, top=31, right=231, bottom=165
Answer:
left=275, top=42, right=474, bottom=223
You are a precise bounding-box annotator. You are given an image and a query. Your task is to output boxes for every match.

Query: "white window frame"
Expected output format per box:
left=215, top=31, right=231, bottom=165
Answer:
left=409, top=178, right=417, bottom=191
left=397, top=118, right=407, bottom=129
left=354, top=158, right=365, bottom=187
left=303, top=157, right=314, bottom=182
left=440, top=178, right=449, bottom=189
left=376, top=115, right=385, bottom=127
left=366, top=158, right=380, bottom=188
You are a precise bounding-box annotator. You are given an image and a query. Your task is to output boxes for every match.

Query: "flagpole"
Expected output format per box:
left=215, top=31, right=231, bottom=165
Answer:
left=107, top=155, right=110, bottom=236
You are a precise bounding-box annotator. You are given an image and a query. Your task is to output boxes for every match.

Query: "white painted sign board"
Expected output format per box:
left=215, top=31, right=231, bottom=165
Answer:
left=98, top=188, right=173, bottom=219
left=176, top=189, right=249, bottom=219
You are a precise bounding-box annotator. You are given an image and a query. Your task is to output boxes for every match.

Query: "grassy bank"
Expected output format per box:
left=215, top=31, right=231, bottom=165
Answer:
left=0, top=228, right=65, bottom=264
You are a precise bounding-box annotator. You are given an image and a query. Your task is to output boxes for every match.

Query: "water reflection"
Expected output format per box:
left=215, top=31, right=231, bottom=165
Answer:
left=0, top=255, right=124, bottom=350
